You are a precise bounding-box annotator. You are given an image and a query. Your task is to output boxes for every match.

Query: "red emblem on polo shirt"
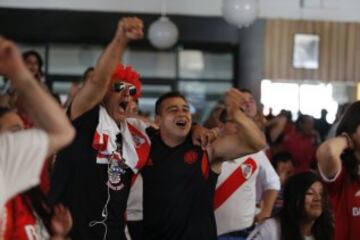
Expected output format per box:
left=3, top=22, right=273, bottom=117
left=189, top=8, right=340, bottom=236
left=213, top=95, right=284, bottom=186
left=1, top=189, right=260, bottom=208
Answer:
left=184, top=150, right=198, bottom=164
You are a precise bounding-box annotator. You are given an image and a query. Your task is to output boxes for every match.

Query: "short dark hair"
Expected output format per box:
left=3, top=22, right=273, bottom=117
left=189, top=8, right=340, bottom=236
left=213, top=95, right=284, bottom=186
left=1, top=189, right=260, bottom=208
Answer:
left=271, top=151, right=294, bottom=170
left=239, top=88, right=252, bottom=94
left=155, top=91, right=187, bottom=115
left=22, top=50, right=43, bottom=76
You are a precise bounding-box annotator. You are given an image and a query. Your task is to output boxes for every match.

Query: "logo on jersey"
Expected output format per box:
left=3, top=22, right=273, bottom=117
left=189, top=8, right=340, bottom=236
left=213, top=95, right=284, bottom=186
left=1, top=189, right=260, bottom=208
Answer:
left=25, top=225, right=38, bottom=240
left=107, top=158, right=126, bottom=191
left=132, top=135, right=145, bottom=148
left=353, top=207, right=360, bottom=217
left=240, top=162, right=254, bottom=179
left=184, top=150, right=198, bottom=165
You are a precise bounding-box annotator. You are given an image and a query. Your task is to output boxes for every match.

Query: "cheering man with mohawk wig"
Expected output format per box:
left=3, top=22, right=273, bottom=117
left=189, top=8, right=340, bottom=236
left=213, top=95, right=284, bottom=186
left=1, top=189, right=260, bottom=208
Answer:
left=49, top=18, right=150, bottom=240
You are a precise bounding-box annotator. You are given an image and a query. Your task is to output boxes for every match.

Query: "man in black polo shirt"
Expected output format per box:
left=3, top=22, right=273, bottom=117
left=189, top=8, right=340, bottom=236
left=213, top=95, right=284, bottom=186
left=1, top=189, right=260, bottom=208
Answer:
left=141, top=90, right=266, bottom=240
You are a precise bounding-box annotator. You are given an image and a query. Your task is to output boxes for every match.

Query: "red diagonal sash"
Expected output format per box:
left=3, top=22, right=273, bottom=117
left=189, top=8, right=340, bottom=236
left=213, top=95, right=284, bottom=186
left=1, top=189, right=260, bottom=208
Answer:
left=214, top=158, right=257, bottom=210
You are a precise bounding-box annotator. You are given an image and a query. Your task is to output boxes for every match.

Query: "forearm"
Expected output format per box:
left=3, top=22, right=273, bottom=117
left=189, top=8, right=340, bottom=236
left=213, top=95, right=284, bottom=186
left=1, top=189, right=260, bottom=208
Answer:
left=92, top=37, right=127, bottom=90
left=12, top=70, right=74, bottom=154
left=317, top=136, right=347, bottom=178
left=235, top=114, right=266, bottom=152
left=260, top=189, right=278, bottom=216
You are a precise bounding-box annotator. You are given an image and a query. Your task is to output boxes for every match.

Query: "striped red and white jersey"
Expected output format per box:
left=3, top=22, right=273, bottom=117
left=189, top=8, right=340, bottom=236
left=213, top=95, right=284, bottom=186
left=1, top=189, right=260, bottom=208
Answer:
left=214, top=151, right=265, bottom=235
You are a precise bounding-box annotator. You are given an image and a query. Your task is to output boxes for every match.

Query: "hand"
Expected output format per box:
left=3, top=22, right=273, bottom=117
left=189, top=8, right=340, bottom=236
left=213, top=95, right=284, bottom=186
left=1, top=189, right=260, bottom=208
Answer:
left=51, top=204, right=73, bottom=238
left=0, top=37, right=28, bottom=79
left=192, top=125, right=218, bottom=150
left=224, top=88, right=246, bottom=111
left=115, top=17, right=144, bottom=43
left=254, top=210, right=271, bottom=223
left=341, top=132, right=354, bottom=149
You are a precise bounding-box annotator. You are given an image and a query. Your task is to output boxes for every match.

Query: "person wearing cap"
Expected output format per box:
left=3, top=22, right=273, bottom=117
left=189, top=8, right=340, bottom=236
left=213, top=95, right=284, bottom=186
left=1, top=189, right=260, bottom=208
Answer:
left=48, top=17, right=148, bottom=240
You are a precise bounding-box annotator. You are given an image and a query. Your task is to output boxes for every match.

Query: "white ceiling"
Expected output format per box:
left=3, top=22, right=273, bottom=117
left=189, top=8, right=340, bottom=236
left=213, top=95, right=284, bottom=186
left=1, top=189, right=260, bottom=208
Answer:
left=0, top=0, right=358, bottom=22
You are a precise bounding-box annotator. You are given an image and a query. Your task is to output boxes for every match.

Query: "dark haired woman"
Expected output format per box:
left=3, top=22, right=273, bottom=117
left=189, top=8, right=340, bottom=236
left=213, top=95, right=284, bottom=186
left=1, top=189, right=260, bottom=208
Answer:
left=317, top=100, right=360, bottom=240
left=247, top=171, right=334, bottom=240
left=22, top=50, right=43, bottom=83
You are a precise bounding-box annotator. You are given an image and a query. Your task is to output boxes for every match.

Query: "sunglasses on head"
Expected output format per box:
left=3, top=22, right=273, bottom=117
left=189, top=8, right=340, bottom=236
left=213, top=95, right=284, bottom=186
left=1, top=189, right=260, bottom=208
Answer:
left=112, top=82, right=137, bottom=96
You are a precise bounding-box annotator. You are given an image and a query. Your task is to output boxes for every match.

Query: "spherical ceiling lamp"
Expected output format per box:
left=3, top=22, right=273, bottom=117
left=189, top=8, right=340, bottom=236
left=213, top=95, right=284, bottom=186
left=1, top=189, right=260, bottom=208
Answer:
left=222, top=0, right=258, bottom=28
left=148, top=16, right=179, bottom=49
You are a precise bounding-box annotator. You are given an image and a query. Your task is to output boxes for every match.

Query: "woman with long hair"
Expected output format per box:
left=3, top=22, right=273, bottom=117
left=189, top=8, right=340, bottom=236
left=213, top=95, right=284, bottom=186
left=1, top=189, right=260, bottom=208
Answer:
left=317, top=100, right=360, bottom=240
left=247, top=171, right=334, bottom=240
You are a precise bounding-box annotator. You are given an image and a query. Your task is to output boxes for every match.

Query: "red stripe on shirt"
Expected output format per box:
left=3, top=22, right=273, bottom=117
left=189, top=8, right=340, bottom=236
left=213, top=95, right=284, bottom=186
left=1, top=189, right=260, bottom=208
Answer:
left=214, top=157, right=257, bottom=210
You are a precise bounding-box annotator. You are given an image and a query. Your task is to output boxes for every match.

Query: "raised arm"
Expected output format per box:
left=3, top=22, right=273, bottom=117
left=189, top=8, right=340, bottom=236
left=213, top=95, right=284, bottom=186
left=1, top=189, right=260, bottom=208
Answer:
left=70, top=17, right=143, bottom=120
left=317, top=135, right=350, bottom=179
left=0, top=37, right=74, bottom=155
left=208, top=89, right=266, bottom=169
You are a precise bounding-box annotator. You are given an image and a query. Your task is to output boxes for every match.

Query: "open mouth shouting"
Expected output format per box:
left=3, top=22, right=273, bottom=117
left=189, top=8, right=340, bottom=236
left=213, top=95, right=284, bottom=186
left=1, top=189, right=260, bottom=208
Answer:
left=119, top=101, right=129, bottom=113
left=175, top=119, right=189, bottom=129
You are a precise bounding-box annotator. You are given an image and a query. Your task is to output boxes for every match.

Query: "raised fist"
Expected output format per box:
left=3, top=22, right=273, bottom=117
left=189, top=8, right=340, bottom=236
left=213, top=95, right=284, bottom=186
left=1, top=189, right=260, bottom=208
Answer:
left=115, top=17, right=144, bottom=43
left=224, top=88, right=246, bottom=110
left=0, top=37, right=26, bottom=79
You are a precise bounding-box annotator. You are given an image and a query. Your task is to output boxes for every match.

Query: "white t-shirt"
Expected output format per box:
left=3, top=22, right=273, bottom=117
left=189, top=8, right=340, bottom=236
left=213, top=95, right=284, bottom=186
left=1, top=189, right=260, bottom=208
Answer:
left=215, top=151, right=280, bottom=236
left=215, top=152, right=261, bottom=235
left=255, top=151, right=280, bottom=203
left=126, top=174, right=143, bottom=221
left=0, top=129, right=48, bottom=211
left=247, top=218, right=315, bottom=240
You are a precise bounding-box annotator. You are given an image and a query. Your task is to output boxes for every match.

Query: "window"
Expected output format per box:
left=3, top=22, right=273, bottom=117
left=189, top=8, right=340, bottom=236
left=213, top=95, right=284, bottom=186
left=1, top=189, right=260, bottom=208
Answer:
left=15, top=42, right=235, bottom=121
left=261, top=79, right=345, bottom=123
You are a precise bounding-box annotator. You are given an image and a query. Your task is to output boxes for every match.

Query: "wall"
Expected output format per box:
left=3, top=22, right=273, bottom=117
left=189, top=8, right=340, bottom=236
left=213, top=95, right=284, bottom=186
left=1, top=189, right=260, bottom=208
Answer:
left=1, top=0, right=360, bottom=22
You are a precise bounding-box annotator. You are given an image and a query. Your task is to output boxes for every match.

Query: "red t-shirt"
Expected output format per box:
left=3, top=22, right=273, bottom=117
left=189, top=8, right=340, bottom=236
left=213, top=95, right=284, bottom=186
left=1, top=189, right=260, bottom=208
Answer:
left=324, top=167, right=360, bottom=240
left=281, top=130, right=317, bottom=172
left=1, top=194, right=51, bottom=240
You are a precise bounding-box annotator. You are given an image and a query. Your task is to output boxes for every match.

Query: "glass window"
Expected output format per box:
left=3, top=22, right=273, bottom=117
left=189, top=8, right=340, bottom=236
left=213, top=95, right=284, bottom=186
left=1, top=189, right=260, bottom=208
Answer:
left=178, top=81, right=232, bottom=122
left=261, top=79, right=342, bottom=123
left=49, top=44, right=103, bottom=75
left=124, top=50, right=176, bottom=79
left=138, top=84, right=173, bottom=117
left=179, top=50, right=233, bottom=80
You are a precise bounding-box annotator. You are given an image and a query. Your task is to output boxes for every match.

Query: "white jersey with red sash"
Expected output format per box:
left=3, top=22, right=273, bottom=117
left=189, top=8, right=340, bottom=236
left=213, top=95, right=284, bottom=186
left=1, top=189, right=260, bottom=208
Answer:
left=214, top=152, right=262, bottom=235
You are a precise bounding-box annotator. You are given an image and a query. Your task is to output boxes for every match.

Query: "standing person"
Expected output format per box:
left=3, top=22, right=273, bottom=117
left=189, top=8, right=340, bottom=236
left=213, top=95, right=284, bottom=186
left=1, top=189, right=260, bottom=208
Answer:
left=314, top=109, right=331, bottom=142
left=49, top=18, right=149, bottom=240
left=247, top=172, right=334, bottom=240
left=270, top=151, right=295, bottom=215
left=214, top=105, right=280, bottom=240
left=141, top=89, right=266, bottom=240
left=0, top=108, right=73, bottom=240
left=317, top=101, right=360, bottom=240
left=282, top=114, right=318, bottom=172
left=0, top=37, right=75, bottom=209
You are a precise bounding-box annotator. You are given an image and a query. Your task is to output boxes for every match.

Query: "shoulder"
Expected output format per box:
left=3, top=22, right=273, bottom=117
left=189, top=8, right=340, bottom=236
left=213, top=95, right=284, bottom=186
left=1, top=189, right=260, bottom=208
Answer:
left=72, top=105, right=100, bottom=127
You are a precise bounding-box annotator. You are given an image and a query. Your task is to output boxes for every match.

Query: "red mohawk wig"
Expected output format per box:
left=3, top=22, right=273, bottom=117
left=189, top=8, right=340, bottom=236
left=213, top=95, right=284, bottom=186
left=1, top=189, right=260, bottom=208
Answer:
left=111, top=64, right=142, bottom=100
